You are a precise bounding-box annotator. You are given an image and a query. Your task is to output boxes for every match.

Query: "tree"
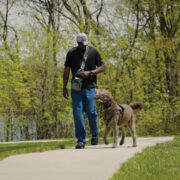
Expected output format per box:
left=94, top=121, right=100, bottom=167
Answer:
left=0, top=0, right=32, bottom=141
left=61, top=0, right=104, bottom=35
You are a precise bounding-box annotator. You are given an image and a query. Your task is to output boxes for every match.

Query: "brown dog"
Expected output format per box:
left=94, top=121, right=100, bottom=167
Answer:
left=94, top=89, right=143, bottom=148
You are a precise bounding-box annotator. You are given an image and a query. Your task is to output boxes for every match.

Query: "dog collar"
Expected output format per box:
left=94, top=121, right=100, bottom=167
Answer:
left=103, top=103, right=112, bottom=111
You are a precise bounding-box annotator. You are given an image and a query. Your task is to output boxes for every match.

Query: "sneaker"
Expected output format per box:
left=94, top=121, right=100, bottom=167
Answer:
left=91, top=134, right=98, bottom=145
left=75, top=142, right=85, bottom=149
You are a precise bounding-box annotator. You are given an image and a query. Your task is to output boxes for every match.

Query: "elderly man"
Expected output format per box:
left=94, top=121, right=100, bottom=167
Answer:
left=63, top=33, right=104, bottom=149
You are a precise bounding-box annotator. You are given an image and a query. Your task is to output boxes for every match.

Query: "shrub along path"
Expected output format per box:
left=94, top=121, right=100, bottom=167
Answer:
left=0, top=137, right=173, bottom=180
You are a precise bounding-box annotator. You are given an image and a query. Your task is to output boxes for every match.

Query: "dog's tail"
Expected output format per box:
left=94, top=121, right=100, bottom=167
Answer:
left=129, top=102, right=143, bottom=110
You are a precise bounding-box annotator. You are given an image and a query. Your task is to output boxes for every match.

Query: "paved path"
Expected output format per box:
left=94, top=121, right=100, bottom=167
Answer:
left=0, top=137, right=173, bottom=180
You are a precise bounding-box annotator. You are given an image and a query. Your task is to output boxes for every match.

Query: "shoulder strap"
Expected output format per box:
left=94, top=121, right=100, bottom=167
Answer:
left=80, top=46, right=89, bottom=70
left=73, top=46, right=89, bottom=78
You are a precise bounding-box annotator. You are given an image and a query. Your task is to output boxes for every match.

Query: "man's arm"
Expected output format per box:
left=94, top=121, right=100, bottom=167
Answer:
left=91, top=65, right=105, bottom=75
left=63, top=66, right=70, bottom=99
left=79, top=65, right=105, bottom=78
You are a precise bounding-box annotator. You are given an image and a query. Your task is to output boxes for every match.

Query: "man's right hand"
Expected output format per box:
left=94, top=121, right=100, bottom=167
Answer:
left=63, top=87, right=69, bottom=99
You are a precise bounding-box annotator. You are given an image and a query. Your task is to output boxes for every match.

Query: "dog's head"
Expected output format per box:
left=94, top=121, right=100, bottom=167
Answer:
left=94, top=89, right=114, bottom=104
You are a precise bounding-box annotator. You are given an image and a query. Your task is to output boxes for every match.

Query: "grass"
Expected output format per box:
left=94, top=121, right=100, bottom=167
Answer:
left=0, top=139, right=74, bottom=160
left=0, top=137, right=113, bottom=161
left=110, top=136, right=180, bottom=180
left=2, top=136, right=179, bottom=180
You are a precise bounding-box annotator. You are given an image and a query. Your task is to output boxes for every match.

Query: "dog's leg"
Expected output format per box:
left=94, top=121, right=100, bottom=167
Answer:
left=112, top=125, right=119, bottom=148
left=104, top=126, right=110, bottom=145
left=119, top=127, right=126, bottom=146
left=128, top=116, right=137, bottom=147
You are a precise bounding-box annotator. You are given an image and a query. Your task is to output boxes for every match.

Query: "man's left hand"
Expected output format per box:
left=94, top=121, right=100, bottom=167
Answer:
left=79, top=71, right=90, bottom=78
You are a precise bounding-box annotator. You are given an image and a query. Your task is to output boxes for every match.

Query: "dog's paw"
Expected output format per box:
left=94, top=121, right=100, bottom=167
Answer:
left=132, top=144, right=137, bottom=147
left=120, top=140, right=124, bottom=146
left=112, top=144, right=118, bottom=148
left=104, top=138, right=109, bottom=145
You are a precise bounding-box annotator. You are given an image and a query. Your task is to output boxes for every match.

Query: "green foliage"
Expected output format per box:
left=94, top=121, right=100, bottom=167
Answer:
left=19, top=26, right=75, bottom=139
left=111, top=136, right=180, bottom=180
left=96, top=0, right=180, bottom=137
left=0, top=0, right=179, bottom=140
left=0, top=52, right=31, bottom=141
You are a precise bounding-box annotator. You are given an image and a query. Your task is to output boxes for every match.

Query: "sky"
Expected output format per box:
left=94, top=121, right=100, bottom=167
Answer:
left=0, top=0, right=122, bottom=32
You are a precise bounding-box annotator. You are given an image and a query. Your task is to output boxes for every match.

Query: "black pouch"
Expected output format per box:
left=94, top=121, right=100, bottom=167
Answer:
left=71, top=77, right=83, bottom=91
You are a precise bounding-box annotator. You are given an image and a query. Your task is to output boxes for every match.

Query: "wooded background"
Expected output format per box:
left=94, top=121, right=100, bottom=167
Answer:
left=0, top=0, right=179, bottom=141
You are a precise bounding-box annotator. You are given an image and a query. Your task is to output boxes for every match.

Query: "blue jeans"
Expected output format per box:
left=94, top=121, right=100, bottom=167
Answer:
left=71, top=88, right=98, bottom=143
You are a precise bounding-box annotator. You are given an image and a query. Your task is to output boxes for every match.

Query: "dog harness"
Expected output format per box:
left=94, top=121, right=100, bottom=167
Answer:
left=105, top=105, right=124, bottom=126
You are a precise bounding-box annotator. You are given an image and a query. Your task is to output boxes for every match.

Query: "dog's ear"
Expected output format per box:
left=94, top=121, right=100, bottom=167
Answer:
left=101, top=91, right=113, bottom=102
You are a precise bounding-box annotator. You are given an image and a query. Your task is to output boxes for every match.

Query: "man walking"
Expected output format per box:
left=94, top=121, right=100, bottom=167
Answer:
left=63, top=33, right=104, bottom=149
